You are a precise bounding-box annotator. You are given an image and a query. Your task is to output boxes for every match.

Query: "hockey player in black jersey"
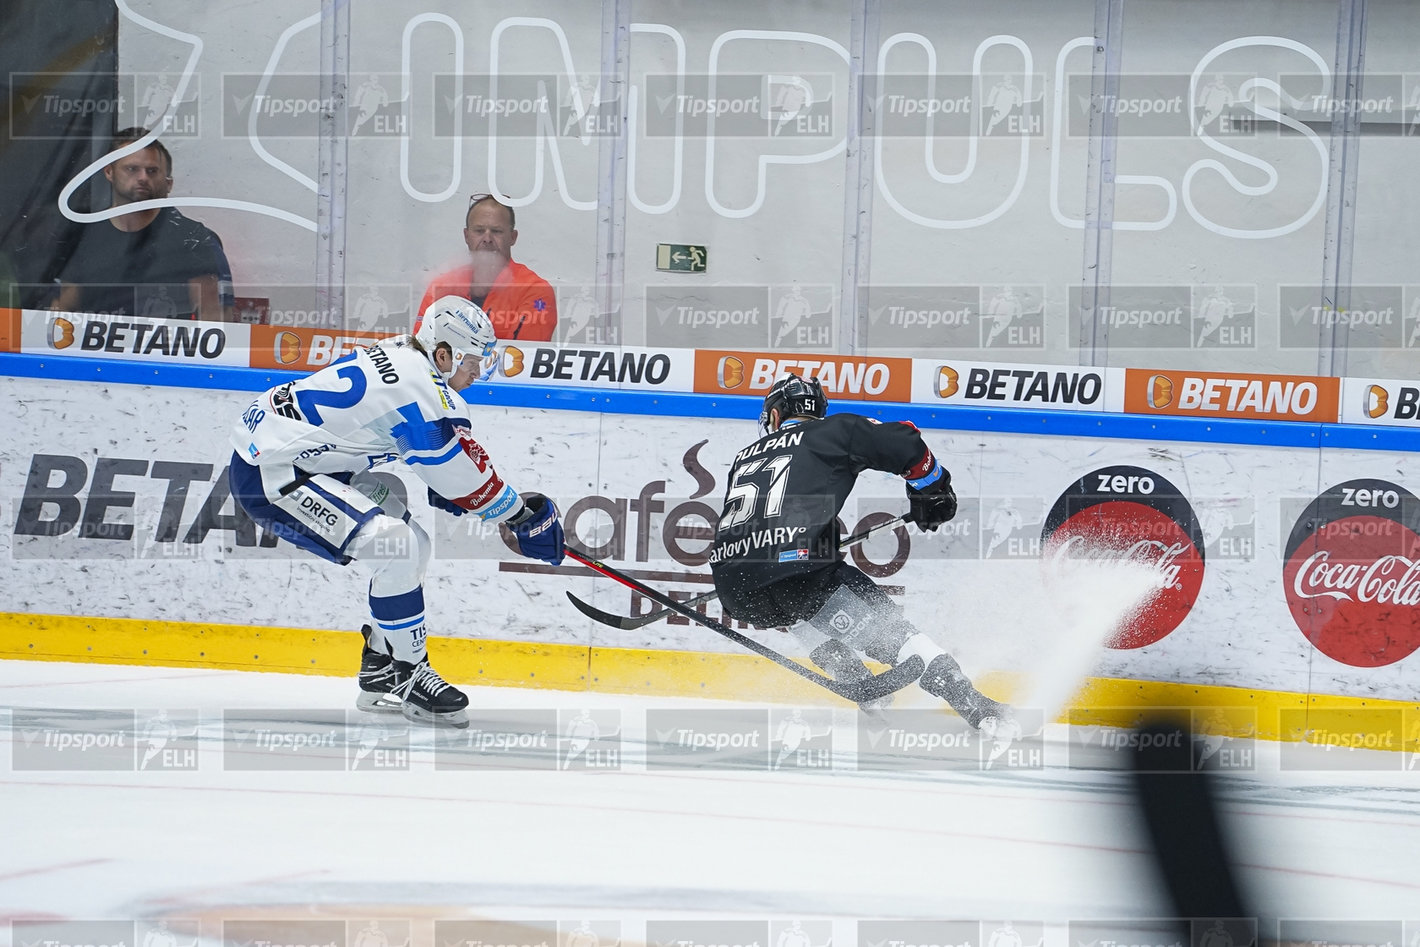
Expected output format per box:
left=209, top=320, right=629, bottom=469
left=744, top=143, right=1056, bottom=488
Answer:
left=709, top=374, right=1017, bottom=743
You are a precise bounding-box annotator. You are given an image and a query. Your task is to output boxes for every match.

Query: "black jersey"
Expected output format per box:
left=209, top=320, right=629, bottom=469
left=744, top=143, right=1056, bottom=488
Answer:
left=709, top=413, right=928, bottom=615
left=60, top=207, right=232, bottom=318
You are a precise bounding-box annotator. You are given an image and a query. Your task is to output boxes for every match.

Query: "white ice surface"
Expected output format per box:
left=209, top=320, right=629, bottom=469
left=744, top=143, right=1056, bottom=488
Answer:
left=1, top=661, right=1419, bottom=935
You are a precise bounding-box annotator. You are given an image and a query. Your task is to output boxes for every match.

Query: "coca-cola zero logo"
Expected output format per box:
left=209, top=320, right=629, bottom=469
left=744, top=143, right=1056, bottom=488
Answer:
left=1282, top=478, right=1420, bottom=668
left=1042, top=465, right=1206, bottom=649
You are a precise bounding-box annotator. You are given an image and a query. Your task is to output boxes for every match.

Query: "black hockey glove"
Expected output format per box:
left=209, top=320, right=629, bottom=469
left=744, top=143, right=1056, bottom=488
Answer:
left=905, top=469, right=957, bottom=532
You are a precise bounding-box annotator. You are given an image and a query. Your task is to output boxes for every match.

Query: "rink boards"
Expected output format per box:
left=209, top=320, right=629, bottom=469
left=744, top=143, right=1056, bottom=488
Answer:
left=1, top=360, right=1419, bottom=746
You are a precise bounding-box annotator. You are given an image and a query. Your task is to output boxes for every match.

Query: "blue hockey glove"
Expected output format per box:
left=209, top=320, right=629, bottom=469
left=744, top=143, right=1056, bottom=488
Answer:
left=428, top=487, right=466, bottom=517
left=506, top=492, right=565, bottom=565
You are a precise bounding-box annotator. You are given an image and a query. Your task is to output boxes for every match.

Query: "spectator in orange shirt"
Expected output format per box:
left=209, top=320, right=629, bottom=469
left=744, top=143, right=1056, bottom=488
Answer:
left=416, top=194, right=558, bottom=342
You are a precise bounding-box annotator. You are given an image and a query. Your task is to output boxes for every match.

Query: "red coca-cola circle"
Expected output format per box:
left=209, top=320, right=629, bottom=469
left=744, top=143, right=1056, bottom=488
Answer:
left=1282, top=512, right=1420, bottom=668
left=1045, top=501, right=1206, bottom=649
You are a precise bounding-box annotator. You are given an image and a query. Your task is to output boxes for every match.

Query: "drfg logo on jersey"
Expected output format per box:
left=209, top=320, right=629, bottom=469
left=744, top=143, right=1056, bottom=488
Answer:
left=1041, top=465, right=1206, bottom=649
left=1282, top=478, right=1420, bottom=668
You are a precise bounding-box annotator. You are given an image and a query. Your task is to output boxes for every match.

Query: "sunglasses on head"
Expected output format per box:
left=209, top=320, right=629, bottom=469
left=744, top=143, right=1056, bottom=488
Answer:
left=466, top=193, right=516, bottom=230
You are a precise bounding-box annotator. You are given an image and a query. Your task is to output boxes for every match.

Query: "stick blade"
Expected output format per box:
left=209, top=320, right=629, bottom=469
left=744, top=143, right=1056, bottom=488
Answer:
left=565, top=591, right=640, bottom=630
left=833, top=654, right=924, bottom=703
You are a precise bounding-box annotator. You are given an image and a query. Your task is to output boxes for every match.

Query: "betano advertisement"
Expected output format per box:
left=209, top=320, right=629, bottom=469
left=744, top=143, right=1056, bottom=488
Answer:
left=1123, top=368, right=1342, bottom=423
left=910, top=359, right=1125, bottom=412
left=13, top=308, right=1420, bottom=429
left=692, top=350, right=913, bottom=403
left=2, top=373, right=1416, bottom=706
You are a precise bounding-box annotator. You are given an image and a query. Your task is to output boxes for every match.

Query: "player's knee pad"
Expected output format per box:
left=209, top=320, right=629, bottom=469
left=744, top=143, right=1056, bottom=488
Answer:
left=807, top=639, right=871, bottom=682
left=347, top=514, right=431, bottom=594
left=349, top=471, right=410, bottom=522
left=804, top=581, right=916, bottom=666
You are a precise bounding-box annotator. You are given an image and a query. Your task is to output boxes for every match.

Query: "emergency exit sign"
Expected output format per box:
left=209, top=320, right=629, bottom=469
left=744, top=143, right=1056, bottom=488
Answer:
left=656, top=243, right=707, bottom=273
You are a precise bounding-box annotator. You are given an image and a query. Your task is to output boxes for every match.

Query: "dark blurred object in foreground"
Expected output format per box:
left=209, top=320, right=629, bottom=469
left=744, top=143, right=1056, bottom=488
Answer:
left=1130, top=715, right=1255, bottom=940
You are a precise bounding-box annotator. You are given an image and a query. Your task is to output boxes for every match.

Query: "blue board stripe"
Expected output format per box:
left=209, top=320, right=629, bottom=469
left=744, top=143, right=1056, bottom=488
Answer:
left=3, top=352, right=1417, bottom=453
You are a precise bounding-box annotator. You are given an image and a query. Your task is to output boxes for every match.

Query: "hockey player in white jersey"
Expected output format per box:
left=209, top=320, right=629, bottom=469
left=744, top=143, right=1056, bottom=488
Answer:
left=228, top=296, right=565, bottom=726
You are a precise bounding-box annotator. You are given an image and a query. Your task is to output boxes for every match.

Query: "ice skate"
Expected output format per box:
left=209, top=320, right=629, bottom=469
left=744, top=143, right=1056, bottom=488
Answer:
left=393, top=659, right=469, bottom=727
left=978, top=711, right=1023, bottom=763
left=355, top=624, right=405, bottom=714
left=917, top=652, right=1018, bottom=750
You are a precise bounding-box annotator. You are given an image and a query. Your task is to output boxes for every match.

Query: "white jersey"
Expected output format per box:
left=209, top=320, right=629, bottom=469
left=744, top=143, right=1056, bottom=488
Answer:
left=231, top=336, right=520, bottom=520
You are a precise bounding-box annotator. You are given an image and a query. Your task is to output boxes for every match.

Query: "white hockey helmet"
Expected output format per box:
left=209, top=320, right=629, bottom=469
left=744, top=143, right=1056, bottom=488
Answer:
left=415, top=295, right=497, bottom=377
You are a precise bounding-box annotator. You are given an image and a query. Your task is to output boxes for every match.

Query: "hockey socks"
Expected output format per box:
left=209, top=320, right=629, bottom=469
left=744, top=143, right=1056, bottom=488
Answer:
left=368, top=586, right=428, bottom=665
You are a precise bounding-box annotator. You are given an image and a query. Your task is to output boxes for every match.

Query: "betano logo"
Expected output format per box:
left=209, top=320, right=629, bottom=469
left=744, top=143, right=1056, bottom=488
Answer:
left=935, top=365, right=960, bottom=398
left=1147, top=373, right=1174, bottom=408
left=501, top=345, right=526, bottom=377
left=48, top=315, right=76, bottom=350
left=276, top=330, right=302, bottom=365
left=718, top=355, right=746, bottom=389
left=1368, top=384, right=1389, bottom=419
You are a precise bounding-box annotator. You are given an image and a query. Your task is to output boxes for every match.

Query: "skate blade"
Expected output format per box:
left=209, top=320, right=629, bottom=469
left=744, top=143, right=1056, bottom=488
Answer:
left=355, top=692, right=404, bottom=714
left=401, top=702, right=470, bottom=728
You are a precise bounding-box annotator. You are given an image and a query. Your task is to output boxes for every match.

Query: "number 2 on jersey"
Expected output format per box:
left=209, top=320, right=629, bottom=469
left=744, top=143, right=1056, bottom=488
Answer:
left=719, top=455, right=792, bottom=529
left=295, top=365, right=367, bottom=425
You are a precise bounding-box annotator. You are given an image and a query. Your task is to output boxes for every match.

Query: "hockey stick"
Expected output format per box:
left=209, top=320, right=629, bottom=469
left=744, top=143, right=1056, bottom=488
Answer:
left=561, top=541, right=923, bottom=704
left=566, top=515, right=907, bottom=631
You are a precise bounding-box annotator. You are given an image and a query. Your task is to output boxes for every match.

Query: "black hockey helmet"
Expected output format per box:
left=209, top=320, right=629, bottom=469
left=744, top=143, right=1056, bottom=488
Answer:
left=760, top=373, right=827, bottom=433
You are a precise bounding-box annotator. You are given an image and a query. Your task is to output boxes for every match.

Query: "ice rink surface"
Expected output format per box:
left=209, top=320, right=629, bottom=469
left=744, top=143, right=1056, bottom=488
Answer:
left=2, top=660, right=1419, bottom=943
